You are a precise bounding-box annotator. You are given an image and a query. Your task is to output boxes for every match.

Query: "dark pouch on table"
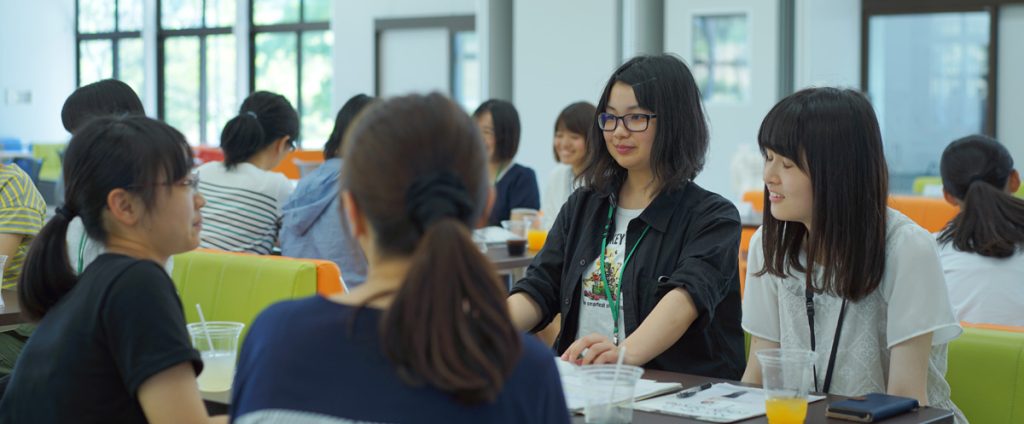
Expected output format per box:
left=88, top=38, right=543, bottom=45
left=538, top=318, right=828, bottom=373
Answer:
left=825, top=393, right=919, bottom=422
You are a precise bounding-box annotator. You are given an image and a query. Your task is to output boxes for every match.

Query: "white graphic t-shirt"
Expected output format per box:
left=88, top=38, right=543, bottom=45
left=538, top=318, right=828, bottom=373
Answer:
left=576, top=207, right=644, bottom=342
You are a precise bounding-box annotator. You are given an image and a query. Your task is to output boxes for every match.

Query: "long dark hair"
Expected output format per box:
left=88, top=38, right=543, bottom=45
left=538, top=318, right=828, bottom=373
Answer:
left=341, top=93, right=521, bottom=404
left=938, top=135, right=1024, bottom=257
left=552, top=101, right=596, bottom=161
left=61, top=79, right=144, bottom=134
left=472, top=99, right=521, bottom=163
left=757, top=87, right=888, bottom=301
left=19, top=115, right=193, bottom=321
left=580, top=54, right=709, bottom=195
left=323, top=94, right=374, bottom=159
left=220, top=91, right=298, bottom=169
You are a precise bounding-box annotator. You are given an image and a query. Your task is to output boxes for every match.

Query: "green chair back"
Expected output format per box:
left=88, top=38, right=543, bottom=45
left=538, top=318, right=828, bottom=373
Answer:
left=947, top=327, right=1024, bottom=423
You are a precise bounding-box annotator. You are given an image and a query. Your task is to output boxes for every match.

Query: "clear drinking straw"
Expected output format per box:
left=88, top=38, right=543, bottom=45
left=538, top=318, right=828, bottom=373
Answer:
left=195, top=303, right=215, bottom=351
left=607, top=345, right=628, bottom=407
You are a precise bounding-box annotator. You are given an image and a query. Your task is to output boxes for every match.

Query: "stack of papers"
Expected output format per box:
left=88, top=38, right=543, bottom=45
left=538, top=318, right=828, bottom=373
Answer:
left=556, top=360, right=683, bottom=413
left=634, top=383, right=826, bottom=423
left=473, top=226, right=517, bottom=244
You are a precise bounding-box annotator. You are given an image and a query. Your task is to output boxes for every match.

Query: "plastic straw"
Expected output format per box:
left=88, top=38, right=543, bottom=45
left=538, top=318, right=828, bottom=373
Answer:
left=195, top=304, right=215, bottom=351
left=607, top=345, right=628, bottom=405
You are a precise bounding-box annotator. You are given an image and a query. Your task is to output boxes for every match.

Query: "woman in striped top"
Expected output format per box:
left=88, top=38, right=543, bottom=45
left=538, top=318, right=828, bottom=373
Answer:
left=197, top=91, right=297, bottom=254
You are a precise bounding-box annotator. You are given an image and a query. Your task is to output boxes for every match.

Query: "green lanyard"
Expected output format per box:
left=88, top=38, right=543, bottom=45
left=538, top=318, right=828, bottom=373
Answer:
left=598, top=202, right=651, bottom=346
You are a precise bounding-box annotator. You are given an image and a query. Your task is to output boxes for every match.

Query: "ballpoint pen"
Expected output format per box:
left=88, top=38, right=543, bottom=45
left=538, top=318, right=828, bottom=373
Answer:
left=675, top=382, right=713, bottom=398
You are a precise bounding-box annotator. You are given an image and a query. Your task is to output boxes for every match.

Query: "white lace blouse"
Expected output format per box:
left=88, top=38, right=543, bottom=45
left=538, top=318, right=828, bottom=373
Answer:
left=742, top=209, right=966, bottom=423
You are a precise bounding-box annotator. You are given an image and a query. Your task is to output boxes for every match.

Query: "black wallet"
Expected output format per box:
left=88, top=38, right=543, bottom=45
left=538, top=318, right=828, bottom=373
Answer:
left=825, top=393, right=919, bottom=422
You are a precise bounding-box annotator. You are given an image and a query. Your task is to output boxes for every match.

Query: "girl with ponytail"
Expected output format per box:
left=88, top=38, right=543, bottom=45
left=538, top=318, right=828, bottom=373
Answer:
left=230, top=93, right=569, bottom=423
left=0, top=116, right=222, bottom=423
left=197, top=91, right=297, bottom=254
left=937, top=135, right=1024, bottom=325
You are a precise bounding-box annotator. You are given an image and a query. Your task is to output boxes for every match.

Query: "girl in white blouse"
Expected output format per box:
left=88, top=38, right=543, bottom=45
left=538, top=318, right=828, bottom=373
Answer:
left=541, top=102, right=595, bottom=229
left=740, top=88, right=966, bottom=423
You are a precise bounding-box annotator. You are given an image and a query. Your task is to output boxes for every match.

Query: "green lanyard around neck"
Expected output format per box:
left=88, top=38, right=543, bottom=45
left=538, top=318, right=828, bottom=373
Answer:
left=598, top=202, right=651, bottom=346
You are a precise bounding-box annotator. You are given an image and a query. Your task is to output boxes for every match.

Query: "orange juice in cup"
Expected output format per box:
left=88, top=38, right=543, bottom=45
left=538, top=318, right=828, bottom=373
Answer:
left=765, top=397, right=808, bottom=424
left=527, top=228, right=547, bottom=251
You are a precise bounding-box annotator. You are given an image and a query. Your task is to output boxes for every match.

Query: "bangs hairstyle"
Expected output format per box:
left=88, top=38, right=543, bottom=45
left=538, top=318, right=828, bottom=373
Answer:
left=472, top=99, right=521, bottom=163
left=938, top=135, right=1024, bottom=257
left=552, top=101, right=596, bottom=161
left=580, top=54, right=709, bottom=195
left=19, top=115, right=193, bottom=321
left=341, top=93, right=520, bottom=405
left=756, top=87, right=888, bottom=301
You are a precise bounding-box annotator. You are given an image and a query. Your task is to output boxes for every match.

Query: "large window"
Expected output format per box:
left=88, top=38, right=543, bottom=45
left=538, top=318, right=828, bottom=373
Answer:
left=159, top=0, right=237, bottom=145
left=76, top=0, right=145, bottom=101
left=863, top=1, right=998, bottom=193
left=252, top=0, right=332, bottom=149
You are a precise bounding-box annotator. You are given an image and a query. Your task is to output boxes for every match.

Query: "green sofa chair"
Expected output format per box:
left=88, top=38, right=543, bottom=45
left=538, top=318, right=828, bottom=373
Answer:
left=170, top=249, right=319, bottom=344
left=947, top=326, right=1024, bottom=423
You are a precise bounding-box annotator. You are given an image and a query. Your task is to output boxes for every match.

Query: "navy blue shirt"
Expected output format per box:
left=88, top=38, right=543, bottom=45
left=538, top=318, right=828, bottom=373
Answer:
left=488, top=163, right=540, bottom=226
left=230, top=296, right=570, bottom=424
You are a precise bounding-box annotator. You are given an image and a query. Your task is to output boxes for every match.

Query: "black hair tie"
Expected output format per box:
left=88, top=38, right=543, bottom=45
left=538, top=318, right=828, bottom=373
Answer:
left=54, top=206, right=76, bottom=220
left=405, top=171, right=473, bottom=234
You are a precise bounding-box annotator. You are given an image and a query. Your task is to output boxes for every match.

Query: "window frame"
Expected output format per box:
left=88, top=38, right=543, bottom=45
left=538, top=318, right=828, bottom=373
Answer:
left=75, top=0, right=143, bottom=87
left=372, top=16, right=475, bottom=101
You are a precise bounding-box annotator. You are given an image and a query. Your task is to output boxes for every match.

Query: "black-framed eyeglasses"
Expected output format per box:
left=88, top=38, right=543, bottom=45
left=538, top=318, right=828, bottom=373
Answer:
left=597, top=112, right=657, bottom=132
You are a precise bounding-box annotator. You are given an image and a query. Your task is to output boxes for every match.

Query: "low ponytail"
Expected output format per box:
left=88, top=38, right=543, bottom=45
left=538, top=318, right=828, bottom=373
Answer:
left=18, top=209, right=77, bottom=322
left=381, top=218, right=521, bottom=404
left=939, top=135, right=1024, bottom=258
left=220, top=113, right=266, bottom=169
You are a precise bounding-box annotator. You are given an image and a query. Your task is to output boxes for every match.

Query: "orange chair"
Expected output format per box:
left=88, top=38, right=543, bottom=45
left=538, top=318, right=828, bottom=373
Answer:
left=271, top=150, right=325, bottom=180
left=192, top=248, right=345, bottom=295
left=887, top=195, right=959, bottom=233
left=194, top=146, right=225, bottom=164
left=961, top=322, right=1024, bottom=333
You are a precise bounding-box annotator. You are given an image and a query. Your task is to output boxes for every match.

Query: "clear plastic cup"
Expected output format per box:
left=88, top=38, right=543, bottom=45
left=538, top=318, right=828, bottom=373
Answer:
left=756, top=349, right=817, bottom=424
left=187, top=321, right=245, bottom=392
left=581, top=364, right=645, bottom=424
left=500, top=219, right=528, bottom=255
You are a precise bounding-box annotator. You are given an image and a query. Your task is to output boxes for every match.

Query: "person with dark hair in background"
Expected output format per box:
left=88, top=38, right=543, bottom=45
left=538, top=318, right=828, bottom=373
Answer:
left=280, top=94, right=374, bottom=289
left=197, top=91, right=297, bottom=254
left=937, top=135, right=1024, bottom=326
left=542, top=101, right=596, bottom=229
left=473, top=99, right=540, bottom=226
left=741, top=88, right=965, bottom=422
left=230, top=93, right=569, bottom=423
left=0, top=116, right=224, bottom=423
left=508, top=54, right=745, bottom=379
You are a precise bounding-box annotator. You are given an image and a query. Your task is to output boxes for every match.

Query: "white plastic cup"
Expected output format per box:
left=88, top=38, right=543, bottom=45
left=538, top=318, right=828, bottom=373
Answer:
left=582, top=364, right=645, bottom=424
left=187, top=321, right=244, bottom=392
left=756, top=349, right=817, bottom=424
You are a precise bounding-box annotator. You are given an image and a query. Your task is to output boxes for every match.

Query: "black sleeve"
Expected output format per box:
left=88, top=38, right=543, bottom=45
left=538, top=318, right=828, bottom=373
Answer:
left=659, top=196, right=741, bottom=330
left=507, top=167, right=541, bottom=211
left=101, top=261, right=203, bottom=396
left=510, top=191, right=574, bottom=333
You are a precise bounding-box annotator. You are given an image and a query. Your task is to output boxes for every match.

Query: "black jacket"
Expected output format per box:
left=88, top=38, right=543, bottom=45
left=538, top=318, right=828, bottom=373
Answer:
left=511, top=181, right=745, bottom=379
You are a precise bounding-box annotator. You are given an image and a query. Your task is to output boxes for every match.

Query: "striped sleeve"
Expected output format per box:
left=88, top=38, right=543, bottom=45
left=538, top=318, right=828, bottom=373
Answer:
left=198, top=180, right=282, bottom=255
left=0, top=165, right=46, bottom=288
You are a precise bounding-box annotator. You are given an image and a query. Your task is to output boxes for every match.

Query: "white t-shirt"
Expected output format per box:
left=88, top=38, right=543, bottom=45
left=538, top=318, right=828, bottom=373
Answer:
left=197, top=161, right=293, bottom=255
left=938, top=241, right=1024, bottom=326
left=542, top=164, right=579, bottom=230
left=576, top=207, right=642, bottom=343
left=743, top=209, right=966, bottom=423
left=66, top=217, right=174, bottom=274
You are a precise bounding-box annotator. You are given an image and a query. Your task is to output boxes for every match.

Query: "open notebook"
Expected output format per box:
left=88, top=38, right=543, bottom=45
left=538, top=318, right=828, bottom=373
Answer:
left=634, top=383, right=827, bottom=423
left=556, top=360, right=683, bottom=413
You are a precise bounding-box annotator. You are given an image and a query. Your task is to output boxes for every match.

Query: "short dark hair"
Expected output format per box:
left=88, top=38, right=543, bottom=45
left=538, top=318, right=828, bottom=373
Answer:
left=19, top=115, right=193, bottom=321
left=220, top=91, right=299, bottom=169
left=473, top=99, right=521, bottom=163
left=61, top=79, right=145, bottom=134
left=341, top=93, right=520, bottom=404
left=552, top=101, right=596, bottom=161
left=323, top=94, right=374, bottom=159
left=579, top=54, right=709, bottom=195
left=756, top=87, right=888, bottom=302
left=938, top=135, right=1024, bottom=257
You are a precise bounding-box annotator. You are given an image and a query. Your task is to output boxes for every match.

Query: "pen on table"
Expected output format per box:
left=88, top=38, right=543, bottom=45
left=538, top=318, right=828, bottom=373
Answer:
left=676, top=382, right=713, bottom=398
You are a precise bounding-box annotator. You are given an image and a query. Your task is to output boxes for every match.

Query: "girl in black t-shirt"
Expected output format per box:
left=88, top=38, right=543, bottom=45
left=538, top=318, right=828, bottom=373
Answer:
left=0, top=116, right=222, bottom=423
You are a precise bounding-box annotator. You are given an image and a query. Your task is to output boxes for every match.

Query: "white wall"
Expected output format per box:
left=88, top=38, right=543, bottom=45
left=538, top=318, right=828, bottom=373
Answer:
left=0, top=0, right=76, bottom=143
left=998, top=5, right=1024, bottom=166
left=793, top=0, right=860, bottom=89
left=331, top=0, right=476, bottom=112
left=512, top=0, right=619, bottom=198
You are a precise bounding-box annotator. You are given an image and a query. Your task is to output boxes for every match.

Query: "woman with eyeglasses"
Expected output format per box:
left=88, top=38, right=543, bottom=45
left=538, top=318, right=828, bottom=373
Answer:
left=197, top=91, right=297, bottom=254
left=508, top=54, right=745, bottom=378
left=0, top=116, right=223, bottom=423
